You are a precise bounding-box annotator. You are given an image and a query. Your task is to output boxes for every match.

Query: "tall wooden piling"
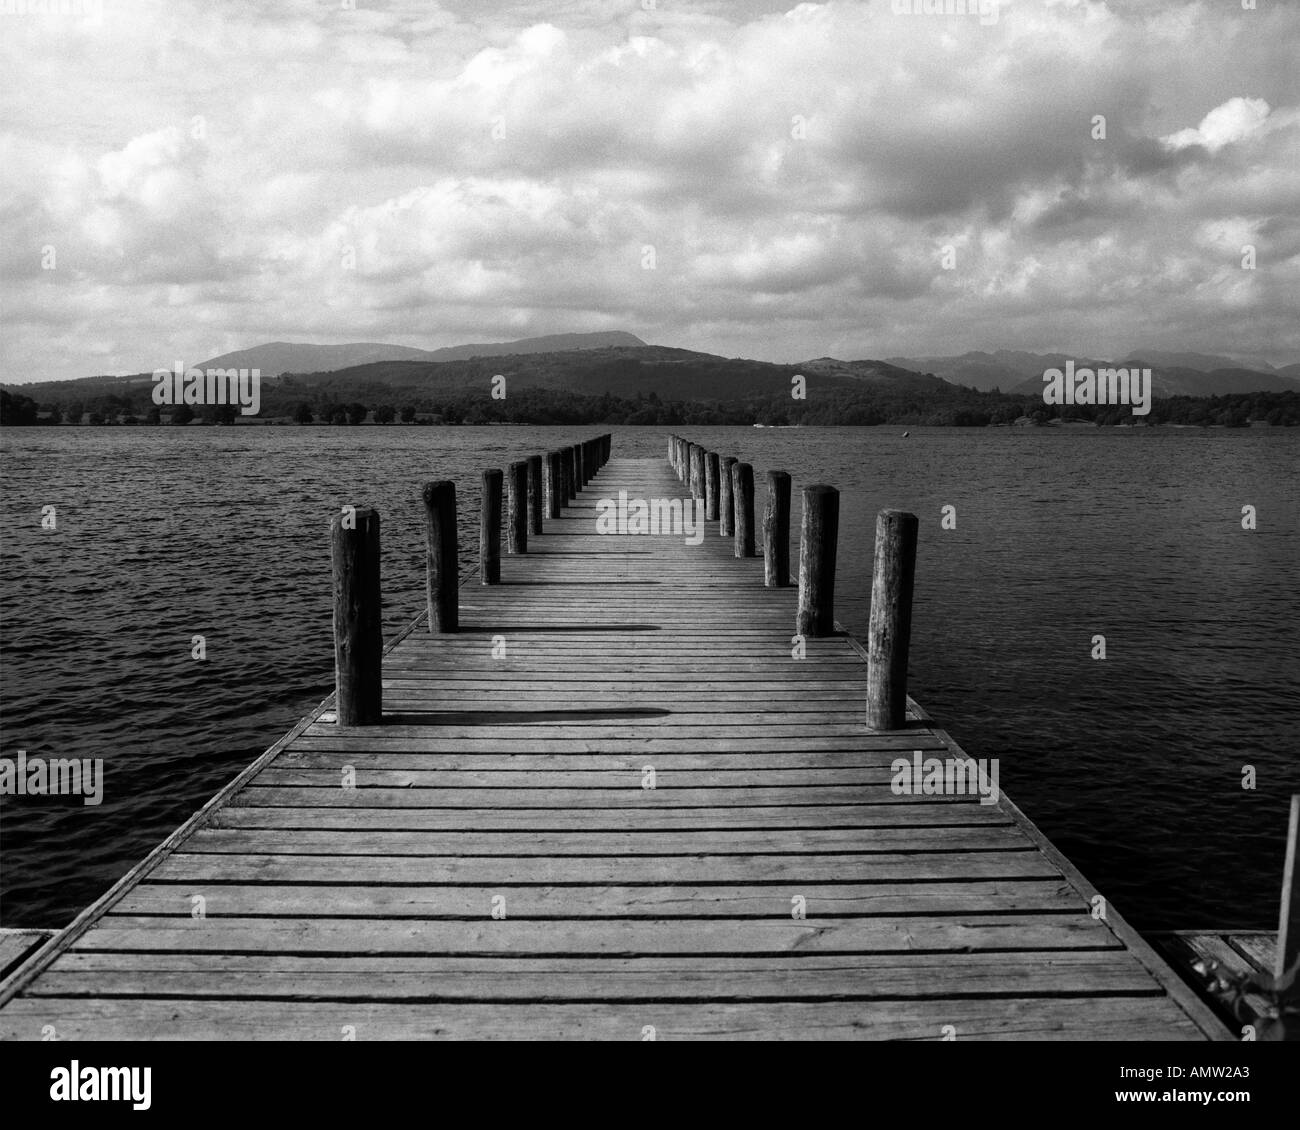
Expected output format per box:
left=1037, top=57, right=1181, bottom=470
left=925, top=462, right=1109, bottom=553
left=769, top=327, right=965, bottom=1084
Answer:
left=731, top=462, right=755, bottom=557
left=330, top=506, right=382, bottom=725
left=421, top=481, right=458, bottom=633
left=691, top=445, right=706, bottom=501
left=705, top=453, right=720, bottom=521
left=507, top=460, right=529, bottom=554
left=865, top=509, right=919, bottom=730
left=796, top=485, right=838, bottom=636
left=763, top=470, right=792, bottom=587
left=720, top=456, right=737, bottom=537
left=546, top=450, right=563, bottom=519
left=563, top=447, right=576, bottom=502
left=480, top=469, right=502, bottom=585
left=527, top=454, right=544, bottom=536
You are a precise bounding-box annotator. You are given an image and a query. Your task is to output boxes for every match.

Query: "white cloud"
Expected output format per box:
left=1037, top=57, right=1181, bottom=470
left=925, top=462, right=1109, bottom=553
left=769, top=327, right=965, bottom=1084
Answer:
left=1162, top=97, right=1272, bottom=153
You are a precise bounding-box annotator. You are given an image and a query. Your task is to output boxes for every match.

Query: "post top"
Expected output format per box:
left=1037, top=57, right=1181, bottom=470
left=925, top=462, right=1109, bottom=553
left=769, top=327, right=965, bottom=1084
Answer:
left=877, top=507, right=919, bottom=523
left=330, top=506, right=379, bottom=531
left=421, top=480, right=455, bottom=503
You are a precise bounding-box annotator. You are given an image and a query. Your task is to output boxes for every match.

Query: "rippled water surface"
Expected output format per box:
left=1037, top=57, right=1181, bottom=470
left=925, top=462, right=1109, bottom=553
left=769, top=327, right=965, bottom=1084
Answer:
left=1, top=425, right=1297, bottom=930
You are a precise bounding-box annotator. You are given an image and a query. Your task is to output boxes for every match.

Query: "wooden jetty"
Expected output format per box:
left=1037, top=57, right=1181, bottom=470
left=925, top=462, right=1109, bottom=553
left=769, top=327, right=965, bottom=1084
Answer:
left=1152, top=796, right=1299, bottom=1041
left=1153, top=932, right=1281, bottom=1038
left=0, top=435, right=1233, bottom=1040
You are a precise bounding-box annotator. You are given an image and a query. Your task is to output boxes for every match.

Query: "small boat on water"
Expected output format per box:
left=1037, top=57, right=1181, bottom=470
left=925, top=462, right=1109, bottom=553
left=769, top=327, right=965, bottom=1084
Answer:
left=902, top=431, right=910, bottom=437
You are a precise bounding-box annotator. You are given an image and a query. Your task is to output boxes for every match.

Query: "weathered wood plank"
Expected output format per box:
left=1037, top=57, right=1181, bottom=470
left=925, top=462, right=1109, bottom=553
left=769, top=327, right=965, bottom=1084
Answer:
left=70, top=914, right=1117, bottom=954
left=31, top=951, right=1158, bottom=1001
left=252, top=767, right=945, bottom=788
left=107, top=879, right=1080, bottom=918
left=0, top=997, right=1204, bottom=1041
left=207, top=803, right=1005, bottom=831
left=273, top=748, right=955, bottom=770
left=147, top=852, right=1062, bottom=884
left=235, top=785, right=987, bottom=808
left=180, top=825, right=1029, bottom=855
left=0, top=930, right=52, bottom=980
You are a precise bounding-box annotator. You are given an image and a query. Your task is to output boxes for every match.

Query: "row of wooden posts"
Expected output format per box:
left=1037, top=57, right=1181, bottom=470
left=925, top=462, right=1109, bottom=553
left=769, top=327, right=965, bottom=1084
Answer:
left=327, top=431, right=918, bottom=734
left=328, top=433, right=612, bottom=725
left=666, top=433, right=919, bottom=733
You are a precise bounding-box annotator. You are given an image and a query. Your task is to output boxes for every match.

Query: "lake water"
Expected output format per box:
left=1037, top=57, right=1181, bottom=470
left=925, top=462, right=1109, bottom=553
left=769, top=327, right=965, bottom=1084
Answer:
left=1, top=425, right=1297, bottom=931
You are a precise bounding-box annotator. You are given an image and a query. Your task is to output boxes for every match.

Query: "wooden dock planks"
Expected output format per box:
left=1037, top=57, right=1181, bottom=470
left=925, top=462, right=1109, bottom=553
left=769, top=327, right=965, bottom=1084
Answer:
left=0, top=454, right=1231, bottom=1040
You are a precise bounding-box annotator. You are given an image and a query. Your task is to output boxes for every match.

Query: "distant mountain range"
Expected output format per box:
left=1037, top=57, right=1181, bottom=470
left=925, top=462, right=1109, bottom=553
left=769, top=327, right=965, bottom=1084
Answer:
left=6, top=332, right=1299, bottom=406
left=197, top=332, right=648, bottom=377
left=264, top=345, right=945, bottom=402
left=886, top=349, right=1300, bottom=396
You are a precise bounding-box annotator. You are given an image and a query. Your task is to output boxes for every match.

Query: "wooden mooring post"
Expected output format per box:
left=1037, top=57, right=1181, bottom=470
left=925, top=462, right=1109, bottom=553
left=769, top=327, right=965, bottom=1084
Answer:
left=546, top=450, right=563, bottom=519
left=731, top=461, right=755, bottom=557
left=691, top=444, right=706, bottom=502
left=763, top=470, right=791, bottom=587
left=330, top=506, right=382, bottom=725
left=574, top=443, right=585, bottom=490
left=527, top=454, right=544, bottom=536
left=563, top=447, right=576, bottom=502
left=865, top=509, right=919, bottom=730
left=705, top=452, right=720, bottom=521
left=421, top=480, right=457, bottom=633
left=480, top=468, right=502, bottom=584
left=507, top=460, right=529, bottom=554
left=796, top=485, right=837, bottom=636
left=719, top=455, right=737, bottom=537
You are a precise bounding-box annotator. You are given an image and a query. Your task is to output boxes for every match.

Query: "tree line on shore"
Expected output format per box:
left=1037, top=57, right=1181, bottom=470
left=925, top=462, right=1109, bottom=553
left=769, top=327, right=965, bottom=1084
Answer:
left=3, top=382, right=1297, bottom=428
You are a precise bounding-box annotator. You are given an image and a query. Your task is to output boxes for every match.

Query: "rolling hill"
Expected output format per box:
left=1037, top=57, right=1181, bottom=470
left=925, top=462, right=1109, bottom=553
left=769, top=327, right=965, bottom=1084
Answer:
left=888, top=349, right=1300, bottom=397
left=197, top=332, right=647, bottom=376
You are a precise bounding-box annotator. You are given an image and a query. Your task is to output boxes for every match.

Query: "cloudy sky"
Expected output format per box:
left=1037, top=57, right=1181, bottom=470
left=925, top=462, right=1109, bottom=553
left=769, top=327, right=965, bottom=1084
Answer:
left=2, top=0, right=1298, bottom=383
